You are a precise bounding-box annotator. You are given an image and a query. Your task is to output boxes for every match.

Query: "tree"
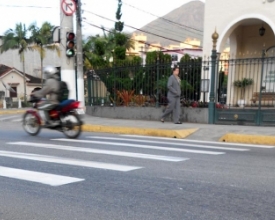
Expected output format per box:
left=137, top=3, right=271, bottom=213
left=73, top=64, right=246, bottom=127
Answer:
left=102, top=29, right=116, bottom=62
left=0, top=23, right=30, bottom=103
left=144, top=51, right=171, bottom=99
left=217, top=70, right=225, bottom=102
left=83, top=29, right=135, bottom=69
left=114, top=0, right=124, bottom=32
left=82, top=34, right=108, bottom=70
left=28, top=22, right=60, bottom=85
left=180, top=54, right=202, bottom=101
left=113, top=0, right=130, bottom=61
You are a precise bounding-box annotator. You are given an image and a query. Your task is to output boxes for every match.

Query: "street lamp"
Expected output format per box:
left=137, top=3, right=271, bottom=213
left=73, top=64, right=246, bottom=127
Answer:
left=259, top=26, right=265, bottom=37
left=208, top=29, right=219, bottom=124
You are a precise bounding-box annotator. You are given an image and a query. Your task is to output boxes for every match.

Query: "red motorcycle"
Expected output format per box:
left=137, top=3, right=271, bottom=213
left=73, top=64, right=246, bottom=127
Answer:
left=22, top=97, right=84, bottom=139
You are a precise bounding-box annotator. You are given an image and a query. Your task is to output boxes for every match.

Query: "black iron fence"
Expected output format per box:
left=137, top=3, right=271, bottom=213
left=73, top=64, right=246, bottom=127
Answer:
left=214, top=55, right=275, bottom=126
left=217, top=56, right=275, bottom=108
left=84, top=53, right=275, bottom=126
left=85, top=56, right=275, bottom=110
left=86, top=59, right=206, bottom=107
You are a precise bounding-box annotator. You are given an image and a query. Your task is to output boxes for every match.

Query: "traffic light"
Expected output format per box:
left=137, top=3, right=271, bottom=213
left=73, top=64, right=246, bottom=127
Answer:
left=66, top=32, right=75, bottom=57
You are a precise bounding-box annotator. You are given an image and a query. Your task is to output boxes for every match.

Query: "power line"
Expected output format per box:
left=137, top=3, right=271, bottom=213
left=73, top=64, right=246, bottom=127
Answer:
left=121, top=0, right=203, bottom=33
left=0, top=4, right=55, bottom=9
left=83, top=10, right=202, bottom=48
left=140, top=23, right=202, bottom=41
left=84, top=9, right=197, bottom=41
left=82, top=20, right=202, bottom=58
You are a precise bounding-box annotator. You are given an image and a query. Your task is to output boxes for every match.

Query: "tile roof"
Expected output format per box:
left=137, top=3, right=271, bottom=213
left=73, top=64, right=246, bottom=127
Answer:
left=0, top=64, right=42, bottom=84
left=0, top=64, right=12, bottom=77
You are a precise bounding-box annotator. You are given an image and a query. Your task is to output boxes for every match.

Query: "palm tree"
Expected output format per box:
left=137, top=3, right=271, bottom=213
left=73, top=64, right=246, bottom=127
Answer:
left=122, top=33, right=135, bottom=52
left=28, top=22, right=60, bottom=86
left=82, top=38, right=93, bottom=72
left=82, top=29, right=135, bottom=70
left=102, top=29, right=116, bottom=62
left=0, top=23, right=30, bottom=103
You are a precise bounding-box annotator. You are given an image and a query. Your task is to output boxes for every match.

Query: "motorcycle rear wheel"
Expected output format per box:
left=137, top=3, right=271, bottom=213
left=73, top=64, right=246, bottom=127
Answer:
left=22, top=112, right=41, bottom=136
left=62, top=114, right=82, bottom=139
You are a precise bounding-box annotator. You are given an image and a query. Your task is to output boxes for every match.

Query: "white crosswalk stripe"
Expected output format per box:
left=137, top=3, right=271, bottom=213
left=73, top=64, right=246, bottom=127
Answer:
left=0, top=115, right=20, bottom=121
left=86, top=136, right=250, bottom=152
left=1, top=134, right=254, bottom=186
left=52, top=138, right=226, bottom=155
left=123, top=135, right=274, bottom=149
left=11, top=118, right=22, bottom=122
left=7, top=142, right=189, bottom=162
left=0, top=115, right=22, bottom=122
left=0, top=166, right=84, bottom=186
left=0, top=150, right=142, bottom=172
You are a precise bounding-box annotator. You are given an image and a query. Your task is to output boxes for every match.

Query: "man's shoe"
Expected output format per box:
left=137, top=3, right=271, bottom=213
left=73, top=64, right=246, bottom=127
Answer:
left=175, top=121, right=182, bottom=124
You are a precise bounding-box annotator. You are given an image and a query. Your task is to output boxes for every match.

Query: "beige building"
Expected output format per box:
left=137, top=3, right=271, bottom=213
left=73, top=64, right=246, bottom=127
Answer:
left=0, top=38, right=61, bottom=77
left=203, top=0, right=275, bottom=105
left=0, top=64, right=41, bottom=101
left=127, top=33, right=147, bottom=56
left=203, top=0, right=275, bottom=57
left=127, top=33, right=202, bottom=64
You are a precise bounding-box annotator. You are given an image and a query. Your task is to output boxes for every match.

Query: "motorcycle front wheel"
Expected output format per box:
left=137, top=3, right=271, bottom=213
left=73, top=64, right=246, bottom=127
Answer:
left=61, top=113, right=82, bottom=139
left=22, top=112, right=41, bottom=136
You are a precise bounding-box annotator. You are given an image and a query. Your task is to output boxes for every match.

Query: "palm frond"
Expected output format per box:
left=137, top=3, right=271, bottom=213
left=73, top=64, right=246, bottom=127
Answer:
left=45, top=44, right=61, bottom=57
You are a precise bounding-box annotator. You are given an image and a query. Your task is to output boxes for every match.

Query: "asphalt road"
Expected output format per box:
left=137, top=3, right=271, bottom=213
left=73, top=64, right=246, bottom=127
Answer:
left=0, top=114, right=275, bottom=220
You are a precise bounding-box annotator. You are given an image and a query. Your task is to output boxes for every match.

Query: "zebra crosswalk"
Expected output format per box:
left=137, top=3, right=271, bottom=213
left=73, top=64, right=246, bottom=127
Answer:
left=0, top=114, right=22, bottom=122
left=0, top=135, right=268, bottom=187
left=0, top=166, right=84, bottom=186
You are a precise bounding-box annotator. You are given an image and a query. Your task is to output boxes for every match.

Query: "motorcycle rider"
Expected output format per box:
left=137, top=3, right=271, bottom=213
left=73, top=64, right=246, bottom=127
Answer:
left=32, top=65, right=60, bottom=127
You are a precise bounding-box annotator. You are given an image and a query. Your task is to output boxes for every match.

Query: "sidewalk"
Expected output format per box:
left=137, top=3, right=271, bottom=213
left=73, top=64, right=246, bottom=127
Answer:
left=0, top=108, right=26, bottom=115
left=1, top=108, right=275, bottom=146
left=81, top=115, right=275, bottom=146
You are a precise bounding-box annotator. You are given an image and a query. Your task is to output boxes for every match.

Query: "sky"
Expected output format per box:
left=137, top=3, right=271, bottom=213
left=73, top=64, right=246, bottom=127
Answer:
left=0, top=0, right=204, bottom=37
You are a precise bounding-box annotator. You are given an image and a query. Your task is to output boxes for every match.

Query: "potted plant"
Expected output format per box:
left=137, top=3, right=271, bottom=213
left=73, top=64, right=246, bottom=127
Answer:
left=233, top=77, right=253, bottom=107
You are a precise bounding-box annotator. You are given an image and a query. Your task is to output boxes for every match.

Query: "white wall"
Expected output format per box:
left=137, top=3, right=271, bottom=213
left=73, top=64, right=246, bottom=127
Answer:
left=203, top=0, right=275, bottom=56
left=0, top=46, right=61, bottom=76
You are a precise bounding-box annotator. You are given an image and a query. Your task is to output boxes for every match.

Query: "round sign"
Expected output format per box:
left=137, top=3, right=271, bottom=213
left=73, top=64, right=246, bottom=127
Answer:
left=61, top=0, right=76, bottom=16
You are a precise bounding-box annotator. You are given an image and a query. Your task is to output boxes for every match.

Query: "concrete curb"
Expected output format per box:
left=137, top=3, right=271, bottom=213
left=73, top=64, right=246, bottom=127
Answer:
left=220, top=133, right=275, bottom=146
left=82, top=124, right=198, bottom=138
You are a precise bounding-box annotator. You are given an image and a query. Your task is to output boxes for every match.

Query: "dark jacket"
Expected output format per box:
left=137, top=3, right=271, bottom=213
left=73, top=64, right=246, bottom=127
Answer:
left=167, top=75, right=181, bottom=98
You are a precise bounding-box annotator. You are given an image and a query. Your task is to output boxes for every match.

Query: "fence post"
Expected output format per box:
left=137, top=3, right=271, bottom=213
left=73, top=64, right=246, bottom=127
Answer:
left=208, top=30, right=219, bottom=124
left=18, top=97, right=22, bottom=108
left=256, top=46, right=275, bottom=125
left=256, top=49, right=266, bottom=125
left=113, top=65, right=116, bottom=107
left=87, top=71, right=92, bottom=106
left=3, top=98, right=6, bottom=109
left=156, top=56, right=160, bottom=107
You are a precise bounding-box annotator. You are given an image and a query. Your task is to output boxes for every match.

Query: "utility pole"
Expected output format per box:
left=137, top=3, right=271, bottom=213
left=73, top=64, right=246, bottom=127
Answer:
left=60, top=0, right=77, bottom=100
left=76, top=0, right=85, bottom=106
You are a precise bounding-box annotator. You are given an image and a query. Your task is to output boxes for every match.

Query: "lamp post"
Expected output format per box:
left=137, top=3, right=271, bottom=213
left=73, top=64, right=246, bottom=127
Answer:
left=208, top=29, right=219, bottom=124
left=259, top=26, right=265, bottom=37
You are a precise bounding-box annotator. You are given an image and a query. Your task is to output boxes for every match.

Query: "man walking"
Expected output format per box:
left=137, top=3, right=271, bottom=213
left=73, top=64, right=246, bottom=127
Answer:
left=160, top=65, right=182, bottom=124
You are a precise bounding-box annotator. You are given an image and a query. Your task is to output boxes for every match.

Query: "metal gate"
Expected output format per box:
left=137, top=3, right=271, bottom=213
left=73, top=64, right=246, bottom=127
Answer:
left=215, top=47, right=275, bottom=126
